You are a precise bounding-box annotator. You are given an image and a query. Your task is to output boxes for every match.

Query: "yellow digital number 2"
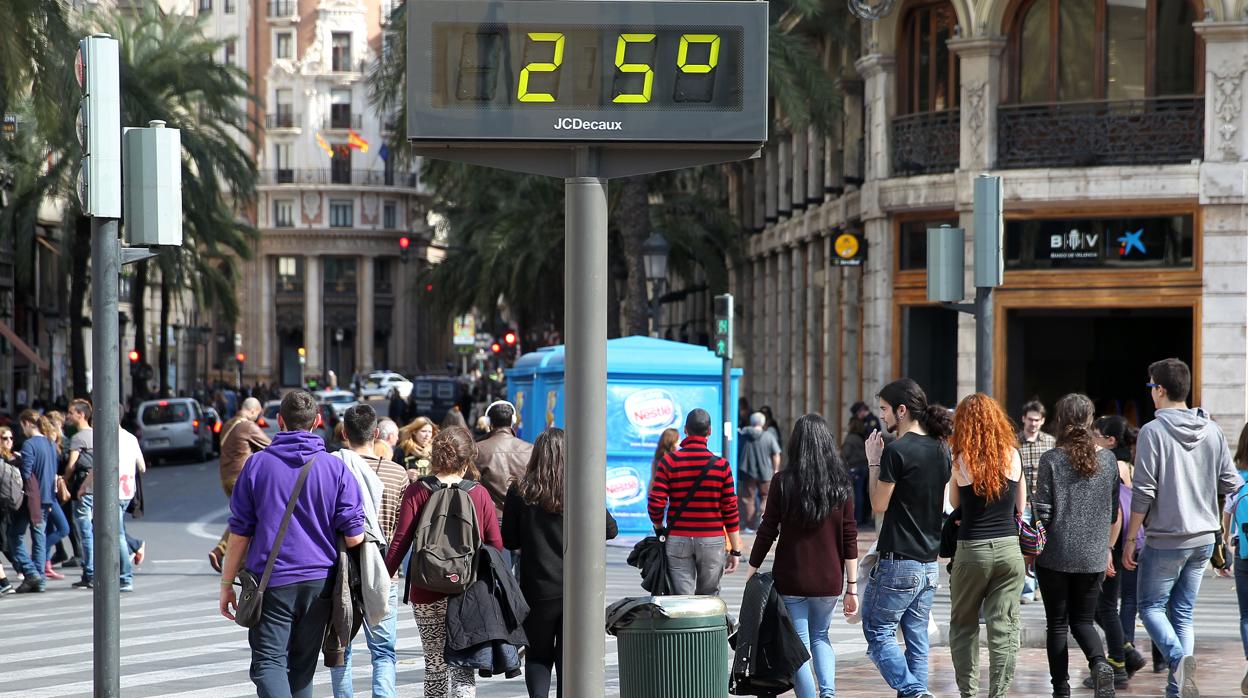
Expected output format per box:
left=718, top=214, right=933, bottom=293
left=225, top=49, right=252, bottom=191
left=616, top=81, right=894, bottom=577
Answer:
left=612, top=33, right=656, bottom=104
left=678, top=34, right=721, bottom=73
left=518, top=32, right=565, bottom=103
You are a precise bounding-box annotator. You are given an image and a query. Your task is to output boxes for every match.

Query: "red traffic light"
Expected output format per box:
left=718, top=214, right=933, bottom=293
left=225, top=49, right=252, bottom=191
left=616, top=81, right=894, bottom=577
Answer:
left=128, top=350, right=140, bottom=363
left=425, top=283, right=433, bottom=292
left=490, top=342, right=502, bottom=354
left=503, top=331, right=517, bottom=346
left=236, top=352, right=246, bottom=363
left=399, top=236, right=411, bottom=250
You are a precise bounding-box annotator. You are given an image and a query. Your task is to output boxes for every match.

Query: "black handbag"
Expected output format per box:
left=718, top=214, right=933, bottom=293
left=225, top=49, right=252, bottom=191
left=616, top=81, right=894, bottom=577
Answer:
left=234, top=457, right=315, bottom=628
left=629, top=457, right=716, bottom=595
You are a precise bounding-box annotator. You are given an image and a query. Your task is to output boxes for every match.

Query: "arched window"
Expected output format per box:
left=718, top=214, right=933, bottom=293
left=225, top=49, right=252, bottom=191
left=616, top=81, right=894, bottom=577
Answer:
left=899, top=1, right=960, bottom=114
left=1010, top=0, right=1199, bottom=103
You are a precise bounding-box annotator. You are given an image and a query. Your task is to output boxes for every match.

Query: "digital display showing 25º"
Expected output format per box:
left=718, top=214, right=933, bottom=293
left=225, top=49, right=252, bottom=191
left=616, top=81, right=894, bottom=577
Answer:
left=408, top=0, right=769, bottom=144
left=432, top=25, right=744, bottom=110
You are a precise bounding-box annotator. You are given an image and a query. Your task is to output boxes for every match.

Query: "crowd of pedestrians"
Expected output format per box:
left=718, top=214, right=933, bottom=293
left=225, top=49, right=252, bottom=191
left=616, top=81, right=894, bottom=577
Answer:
left=0, top=400, right=145, bottom=594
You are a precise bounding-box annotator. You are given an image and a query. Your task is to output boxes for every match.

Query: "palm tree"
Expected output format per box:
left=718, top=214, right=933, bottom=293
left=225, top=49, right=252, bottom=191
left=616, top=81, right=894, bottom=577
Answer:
left=86, top=5, right=258, bottom=396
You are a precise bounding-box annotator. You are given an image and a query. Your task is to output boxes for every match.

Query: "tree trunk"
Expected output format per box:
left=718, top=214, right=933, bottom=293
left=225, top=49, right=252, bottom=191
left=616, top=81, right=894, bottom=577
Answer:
left=158, top=273, right=171, bottom=397
left=131, top=260, right=148, bottom=398
left=68, top=216, right=90, bottom=398
left=618, top=175, right=651, bottom=336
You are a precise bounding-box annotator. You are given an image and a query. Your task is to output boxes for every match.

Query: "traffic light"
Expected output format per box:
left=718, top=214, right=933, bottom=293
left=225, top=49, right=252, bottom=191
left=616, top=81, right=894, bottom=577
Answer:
left=236, top=352, right=246, bottom=364
left=503, top=330, right=517, bottom=347
left=128, top=349, right=141, bottom=381
left=490, top=341, right=502, bottom=355
left=128, top=350, right=140, bottom=364
left=75, top=34, right=121, bottom=218
left=297, top=346, right=306, bottom=365
left=713, top=293, right=733, bottom=359
left=399, top=236, right=410, bottom=264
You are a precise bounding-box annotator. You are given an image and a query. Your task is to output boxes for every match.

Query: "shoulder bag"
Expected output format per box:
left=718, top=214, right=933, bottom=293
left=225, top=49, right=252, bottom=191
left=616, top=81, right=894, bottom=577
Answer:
left=1016, top=475, right=1047, bottom=558
left=234, top=457, right=315, bottom=628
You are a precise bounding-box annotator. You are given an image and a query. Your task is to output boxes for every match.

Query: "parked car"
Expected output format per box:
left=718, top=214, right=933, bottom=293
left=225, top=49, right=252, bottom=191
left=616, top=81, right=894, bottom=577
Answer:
left=358, top=371, right=414, bottom=400
left=406, top=376, right=469, bottom=424
left=135, top=398, right=213, bottom=464
left=261, top=399, right=338, bottom=449
left=203, top=406, right=223, bottom=457
left=314, top=390, right=359, bottom=419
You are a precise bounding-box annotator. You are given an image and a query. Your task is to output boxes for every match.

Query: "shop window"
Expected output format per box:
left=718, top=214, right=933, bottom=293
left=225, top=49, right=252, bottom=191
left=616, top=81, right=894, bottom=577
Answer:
left=1004, top=213, right=1194, bottom=269
left=899, top=1, right=960, bottom=114
left=1010, top=0, right=1199, bottom=102
left=276, top=256, right=303, bottom=292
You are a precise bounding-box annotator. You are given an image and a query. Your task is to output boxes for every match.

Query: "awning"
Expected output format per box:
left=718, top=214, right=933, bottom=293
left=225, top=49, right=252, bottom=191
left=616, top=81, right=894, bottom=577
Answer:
left=0, top=320, right=49, bottom=374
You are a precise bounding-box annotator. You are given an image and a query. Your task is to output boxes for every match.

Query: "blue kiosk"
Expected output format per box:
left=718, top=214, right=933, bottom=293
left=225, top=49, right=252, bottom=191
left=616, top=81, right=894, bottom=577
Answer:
left=507, top=336, right=743, bottom=536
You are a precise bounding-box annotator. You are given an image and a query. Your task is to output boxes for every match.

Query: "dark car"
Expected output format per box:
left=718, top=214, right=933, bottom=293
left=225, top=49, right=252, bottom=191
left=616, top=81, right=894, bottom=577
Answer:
left=405, top=376, right=468, bottom=424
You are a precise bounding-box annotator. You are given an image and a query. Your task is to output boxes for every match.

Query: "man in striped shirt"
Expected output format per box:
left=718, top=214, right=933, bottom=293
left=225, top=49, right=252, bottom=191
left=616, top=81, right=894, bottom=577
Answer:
left=648, top=408, right=743, bottom=595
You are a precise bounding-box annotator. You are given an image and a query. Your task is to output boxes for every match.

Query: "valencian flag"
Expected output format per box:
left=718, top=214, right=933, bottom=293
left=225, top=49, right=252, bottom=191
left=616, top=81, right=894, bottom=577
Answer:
left=316, top=132, right=334, bottom=158
left=348, top=129, right=370, bottom=153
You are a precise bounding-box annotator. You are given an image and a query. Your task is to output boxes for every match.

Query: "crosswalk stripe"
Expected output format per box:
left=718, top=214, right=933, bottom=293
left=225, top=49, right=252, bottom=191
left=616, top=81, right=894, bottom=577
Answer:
left=0, top=642, right=245, bottom=684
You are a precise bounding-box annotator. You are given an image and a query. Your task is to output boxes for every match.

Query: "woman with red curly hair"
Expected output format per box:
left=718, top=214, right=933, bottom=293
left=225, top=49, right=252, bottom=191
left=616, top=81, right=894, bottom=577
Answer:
left=947, top=393, right=1028, bottom=698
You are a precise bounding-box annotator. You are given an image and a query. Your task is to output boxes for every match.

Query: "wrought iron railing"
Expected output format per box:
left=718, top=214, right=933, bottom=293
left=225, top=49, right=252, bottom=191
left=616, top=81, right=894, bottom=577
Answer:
left=891, top=109, right=960, bottom=176
left=998, top=97, right=1204, bottom=169
left=328, top=112, right=363, bottom=130
left=265, top=112, right=300, bottom=129
left=267, top=0, right=294, bottom=17
left=259, top=169, right=419, bottom=188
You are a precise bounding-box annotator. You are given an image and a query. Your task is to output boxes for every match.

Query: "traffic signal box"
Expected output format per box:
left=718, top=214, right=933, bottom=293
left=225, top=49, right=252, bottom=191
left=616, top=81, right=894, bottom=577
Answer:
left=713, top=294, right=733, bottom=359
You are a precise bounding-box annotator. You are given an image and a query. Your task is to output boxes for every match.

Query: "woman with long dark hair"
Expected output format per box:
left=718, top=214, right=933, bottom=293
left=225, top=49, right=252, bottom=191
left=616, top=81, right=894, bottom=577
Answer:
left=747, top=414, right=857, bottom=698
left=503, top=428, right=617, bottom=698
left=1034, top=394, right=1122, bottom=697
left=947, top=393, right=1027, bottom=697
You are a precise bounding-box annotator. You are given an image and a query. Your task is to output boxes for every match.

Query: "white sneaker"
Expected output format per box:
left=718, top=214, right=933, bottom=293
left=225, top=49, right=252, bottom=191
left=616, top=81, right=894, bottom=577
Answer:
left=1177, top=655, right=1198, bottom=697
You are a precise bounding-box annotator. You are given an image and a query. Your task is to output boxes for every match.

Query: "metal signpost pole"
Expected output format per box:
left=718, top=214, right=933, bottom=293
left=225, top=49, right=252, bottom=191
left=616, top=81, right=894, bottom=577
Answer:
left=563, top=149, right=608, bottom=698
left=974, top=286, right=993, bottom=394
left=91, top=217, right=122, bottom=697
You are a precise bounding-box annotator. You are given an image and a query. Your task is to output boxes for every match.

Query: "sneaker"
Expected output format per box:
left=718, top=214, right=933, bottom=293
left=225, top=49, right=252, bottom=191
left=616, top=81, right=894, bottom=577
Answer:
left=63, top=557, right=81, bottom=568
left=1083, top=666, right=1128, bottom=690
left=1020, top=594, right=1035, bottom=604
left=1241, top=665, right=1248, bottom=696
left=0, top=581, right=14, bottom=595
left=72, top=579, right=94, bottom=589
left=1125, top=644, right=1148, bottom=677
left=1176, top=655, right=1197, bottom=697
left=1091, top=659, right=1116, bottom=698
left=44, top=561, right=65, bottom=581
left=119, top=583, right=134, bottom=593
left=14, top=577, right=45, bottom=594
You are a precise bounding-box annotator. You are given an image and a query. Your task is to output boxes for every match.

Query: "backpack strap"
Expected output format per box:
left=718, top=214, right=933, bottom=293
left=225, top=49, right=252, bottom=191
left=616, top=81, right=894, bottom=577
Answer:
left=454, top=479, right=477, bottom=493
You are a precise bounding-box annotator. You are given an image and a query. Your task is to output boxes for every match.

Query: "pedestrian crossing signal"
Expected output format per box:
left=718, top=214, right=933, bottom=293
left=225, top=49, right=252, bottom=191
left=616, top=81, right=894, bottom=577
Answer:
left=713, top=293, right=732, bottom=359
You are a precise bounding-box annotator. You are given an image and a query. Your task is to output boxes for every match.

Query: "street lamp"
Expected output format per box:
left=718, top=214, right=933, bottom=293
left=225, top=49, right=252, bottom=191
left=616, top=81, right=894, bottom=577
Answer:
left=642, top=231, right=670, bottom=336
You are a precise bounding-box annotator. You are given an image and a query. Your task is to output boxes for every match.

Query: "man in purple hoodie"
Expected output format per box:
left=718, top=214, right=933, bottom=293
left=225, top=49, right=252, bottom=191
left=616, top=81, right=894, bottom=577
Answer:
left=218, top=390, right=366, bottom=698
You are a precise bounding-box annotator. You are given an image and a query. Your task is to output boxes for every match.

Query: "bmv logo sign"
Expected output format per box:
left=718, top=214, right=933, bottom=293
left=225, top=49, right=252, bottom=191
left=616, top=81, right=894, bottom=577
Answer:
left=1118, top=229, right=1146, bottom=257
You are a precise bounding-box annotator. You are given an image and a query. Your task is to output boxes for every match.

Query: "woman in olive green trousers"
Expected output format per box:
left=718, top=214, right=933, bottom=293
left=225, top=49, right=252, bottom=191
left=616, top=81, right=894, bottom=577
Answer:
left=947, top=393, right=1028, bottom=698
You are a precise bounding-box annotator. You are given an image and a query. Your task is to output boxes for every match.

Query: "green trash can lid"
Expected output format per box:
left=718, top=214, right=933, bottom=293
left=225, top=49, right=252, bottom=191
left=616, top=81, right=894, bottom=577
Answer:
left=606, top=595, right=728, bottom=634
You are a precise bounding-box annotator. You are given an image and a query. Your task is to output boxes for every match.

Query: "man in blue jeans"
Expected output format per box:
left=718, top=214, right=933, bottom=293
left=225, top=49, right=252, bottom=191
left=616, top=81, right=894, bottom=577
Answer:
left=862, top=379, right=952, bottom=698
left=1122, top=358, right=1242, bottom=698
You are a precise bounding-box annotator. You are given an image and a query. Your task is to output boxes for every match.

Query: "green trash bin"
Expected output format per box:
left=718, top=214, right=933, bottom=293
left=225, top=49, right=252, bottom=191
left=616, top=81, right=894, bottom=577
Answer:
left=608, top=596, right=730, bottom=698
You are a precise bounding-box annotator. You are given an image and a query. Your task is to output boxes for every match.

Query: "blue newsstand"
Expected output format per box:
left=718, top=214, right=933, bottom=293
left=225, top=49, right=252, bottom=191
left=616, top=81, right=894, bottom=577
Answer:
left=506, top=336, right=743, bottom=536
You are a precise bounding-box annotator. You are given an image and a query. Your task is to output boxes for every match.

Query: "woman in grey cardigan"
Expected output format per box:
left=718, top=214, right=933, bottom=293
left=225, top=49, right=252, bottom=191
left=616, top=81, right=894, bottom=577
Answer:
left=1033, top=393, right=1122, bottom=698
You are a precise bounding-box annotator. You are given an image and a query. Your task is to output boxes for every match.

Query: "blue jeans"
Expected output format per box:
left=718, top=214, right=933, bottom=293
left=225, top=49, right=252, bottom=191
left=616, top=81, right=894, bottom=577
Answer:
left=1138, top=542, right=1212, bottom=698
left=118, top=499, right=133, bottom=586
left=783, top=595, right=840, bottom=698
left=1118, top=563, right=1139, bottom=643
left=861, top=558, right=938, bottom=697
left=73, top=494, right=94, bottom=581
left=1020, top=508, right=1038, bottom=600
left=44, top=500, right=69, bottom=554
left=7, top=505, right=47, bottom=579
left=1235, top=554, right=1248, bottom=659
left=330, top=581, right=399, bottom=697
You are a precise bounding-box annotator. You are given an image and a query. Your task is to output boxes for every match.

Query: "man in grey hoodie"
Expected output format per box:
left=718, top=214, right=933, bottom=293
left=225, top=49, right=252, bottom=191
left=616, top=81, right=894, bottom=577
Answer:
left=1122, top=358, right=1243, bottom=698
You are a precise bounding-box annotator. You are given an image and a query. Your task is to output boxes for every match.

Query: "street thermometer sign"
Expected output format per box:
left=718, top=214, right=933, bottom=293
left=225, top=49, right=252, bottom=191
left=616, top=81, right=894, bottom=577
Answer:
left=407, top=0, right=768, bottom=177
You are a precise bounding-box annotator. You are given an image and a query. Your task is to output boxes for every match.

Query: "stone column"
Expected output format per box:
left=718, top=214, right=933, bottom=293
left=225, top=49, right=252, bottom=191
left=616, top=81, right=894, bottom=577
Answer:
left=1196, top=21, right=1248, bottom=439
left=792, top=129, right=808, bottom=212
left=824, top=238, right=843, bottom=434
left=805, top=238, right=820, bottom=419
left=358, top=255, right=375, bottom=374
left=948, top=37, right=1008, bottom=171
left=854, top=54, right=897, bottom=182
left=841, top=265, right=862, bottom=411
left=765, top=144, right=779, bottom=224
left=777, top=135, right=792, bottom=220
left=303, top=255, right=322, bottom=379
left=838, top=76, right=863, bottom=187
left=859, top=216, right=893, bottom=401
left=740, top=164, right=755, bottom=232
left=788, top=243, right=805, bottom=422
left=753, top=158, right=766, bottom=231
left=258, top=254, right=274, bottom=381
left=752, top=254, right=765, bottom=405
left=806, top=125, right=823, bottom=207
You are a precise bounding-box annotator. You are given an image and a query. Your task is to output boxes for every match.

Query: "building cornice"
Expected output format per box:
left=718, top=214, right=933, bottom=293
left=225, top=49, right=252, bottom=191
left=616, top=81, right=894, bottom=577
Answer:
left=946, top=36, right=1008, bottom=58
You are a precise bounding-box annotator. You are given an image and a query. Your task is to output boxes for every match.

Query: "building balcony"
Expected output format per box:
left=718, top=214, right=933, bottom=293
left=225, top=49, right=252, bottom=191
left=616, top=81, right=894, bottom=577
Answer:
left=327, top=113, right=363, bottom=131
left=275, top=279, right=303, bottom=296
left=265, top=112, right=301, bottom=130
left=267, top=0, right=295, bottom=18
left=891, top=109, right=960, bottom=176
left=259, top=169, right=419, bottom=188
left=997, top=96, right=1204, bottom=169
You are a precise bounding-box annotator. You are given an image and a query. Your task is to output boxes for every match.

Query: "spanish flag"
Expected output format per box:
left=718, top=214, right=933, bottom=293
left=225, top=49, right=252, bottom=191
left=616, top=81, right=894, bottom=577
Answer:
left=316, top=132, right=334, bottom=158
left=347, top=129, right=370, bottom=153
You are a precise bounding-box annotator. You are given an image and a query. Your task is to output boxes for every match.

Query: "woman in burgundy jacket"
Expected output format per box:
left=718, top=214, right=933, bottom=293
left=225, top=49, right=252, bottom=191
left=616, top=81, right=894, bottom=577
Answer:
left=747, top=413, right=859, bottom=698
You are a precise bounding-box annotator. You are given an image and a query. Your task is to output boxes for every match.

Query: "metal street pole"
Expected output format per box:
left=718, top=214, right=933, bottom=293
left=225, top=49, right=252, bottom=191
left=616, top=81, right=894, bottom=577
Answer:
left=721, top=356, right=731, bottom=458
left=91, top=216, right=121, bottom=697
left=564, top=148, right=607, bottom=698
left=974, top=286, right=993, bottom=395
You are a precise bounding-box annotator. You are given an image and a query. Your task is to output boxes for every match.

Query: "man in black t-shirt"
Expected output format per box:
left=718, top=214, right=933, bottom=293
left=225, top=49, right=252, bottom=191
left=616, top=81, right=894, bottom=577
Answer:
left=861, top=378, right=952, bottom=698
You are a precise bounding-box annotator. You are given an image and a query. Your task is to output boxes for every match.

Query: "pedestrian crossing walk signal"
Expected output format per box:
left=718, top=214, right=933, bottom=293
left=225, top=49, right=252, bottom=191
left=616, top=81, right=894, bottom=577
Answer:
left=713, top=293, right=732, bottom=359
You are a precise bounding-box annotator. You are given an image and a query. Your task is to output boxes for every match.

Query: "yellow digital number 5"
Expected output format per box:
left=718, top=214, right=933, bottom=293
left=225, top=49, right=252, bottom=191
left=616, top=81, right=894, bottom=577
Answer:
left=612, top=33, right=656, bottom=104
left=678, top=34, right=721, bottom=73
left=517, top=32, right=565, bottom=103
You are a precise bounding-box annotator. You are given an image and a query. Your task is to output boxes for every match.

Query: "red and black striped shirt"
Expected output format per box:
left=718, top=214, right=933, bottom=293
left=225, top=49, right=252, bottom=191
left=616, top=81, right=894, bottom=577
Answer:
left=648, top=435, right=741, bottom=537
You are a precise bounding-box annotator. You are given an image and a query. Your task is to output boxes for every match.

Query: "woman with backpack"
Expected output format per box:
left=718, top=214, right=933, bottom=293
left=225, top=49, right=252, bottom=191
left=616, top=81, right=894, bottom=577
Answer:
left=946, top=393, right=1027, bottom=698
left=385, top=426, right=502, bottom=698
left=502, top=428, right=618, bottom=698
left=745, top=413, right=858, bottom=698
left=1033, top=394, right=1122, bottom=698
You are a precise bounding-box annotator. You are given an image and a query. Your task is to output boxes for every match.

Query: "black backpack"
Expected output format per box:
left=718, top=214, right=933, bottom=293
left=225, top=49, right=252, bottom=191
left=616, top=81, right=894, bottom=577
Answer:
left=67, top=447, right=93, bottom=500
left=0, top=459, right=22, bottom=513
left=407, top=477, right=482, bottom=594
